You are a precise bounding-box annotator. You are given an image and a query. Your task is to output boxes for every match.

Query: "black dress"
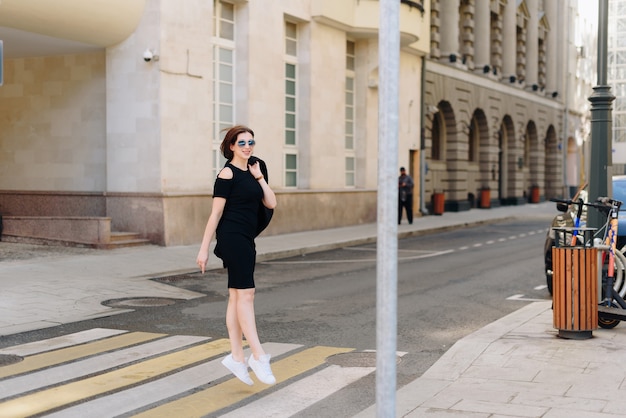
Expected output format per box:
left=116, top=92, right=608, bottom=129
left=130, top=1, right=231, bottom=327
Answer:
left=213, top=162, right=264, bottom=289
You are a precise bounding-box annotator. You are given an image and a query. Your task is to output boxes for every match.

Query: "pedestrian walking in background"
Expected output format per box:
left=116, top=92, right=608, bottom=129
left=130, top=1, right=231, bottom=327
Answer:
left=196, top=125, right=277, bottom=386
left=398, top=166, right=414, bottom=224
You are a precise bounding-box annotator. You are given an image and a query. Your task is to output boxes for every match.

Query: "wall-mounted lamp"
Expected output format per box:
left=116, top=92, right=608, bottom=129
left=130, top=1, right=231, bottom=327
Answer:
left=143, top=48, right=160, bottom=62
left=459, top=121, right=471, bottom=135
left=509, top=75, right=516, bottom=83
left=426, top=104, right=439, bottom=115
left=483, top=65, right=490, bottom=73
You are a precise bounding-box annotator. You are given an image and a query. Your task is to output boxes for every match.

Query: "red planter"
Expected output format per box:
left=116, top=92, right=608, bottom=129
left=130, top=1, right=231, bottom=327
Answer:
left=480, top=189, right=490, bottom=209
left=432, top=193, right=444, bottom=215
left=531, top=186, right=540, bottom=203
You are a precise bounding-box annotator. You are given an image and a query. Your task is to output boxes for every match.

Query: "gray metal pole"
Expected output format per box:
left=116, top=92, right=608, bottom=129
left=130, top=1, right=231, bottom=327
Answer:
left=377, top=0, right=399, bottom=416
left=562, top=3, right=570, bottom=197
left=588, top=0, right=614, bottom=230
left=420, top=56, right=428, bottom=215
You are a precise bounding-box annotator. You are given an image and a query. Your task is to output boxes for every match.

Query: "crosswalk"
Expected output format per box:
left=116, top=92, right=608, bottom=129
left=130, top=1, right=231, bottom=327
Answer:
left=0, top=328, right=375, bottom=417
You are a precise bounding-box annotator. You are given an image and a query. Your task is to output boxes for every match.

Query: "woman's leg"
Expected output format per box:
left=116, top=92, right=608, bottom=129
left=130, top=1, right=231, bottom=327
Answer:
left=236, top=288, right=276, bottom=384
left=235, top=288, right=266, bottom=359
left=226, top=289, right=245, bottom=362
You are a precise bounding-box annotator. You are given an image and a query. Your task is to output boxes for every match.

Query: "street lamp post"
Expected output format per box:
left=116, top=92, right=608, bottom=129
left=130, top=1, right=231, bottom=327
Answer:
left=588, top=0, right=615, bottom=230
left=377, top=0, right=399, bottom=416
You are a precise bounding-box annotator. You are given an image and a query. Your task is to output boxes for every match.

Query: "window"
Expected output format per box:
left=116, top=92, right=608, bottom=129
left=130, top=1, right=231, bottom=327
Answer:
left=345, top=42, right=355, bottom=150
left=345, top=40, right=356, bottom=186
left=345, top=78, right=354, bottom=150
left=346, top=39, right=355, bottom=71
left=285, top=154, right=298, bottom=187
left=345, top=157, right=355, bottom=187
left=285, top=21, right=297, bottom=56
left=285, top=63, right=297, bottom=145
left=212, top=0, right=236, bottom=178
left=284, top=21, right=299, bottom=186
left=213, top=1, right=234, bottom=40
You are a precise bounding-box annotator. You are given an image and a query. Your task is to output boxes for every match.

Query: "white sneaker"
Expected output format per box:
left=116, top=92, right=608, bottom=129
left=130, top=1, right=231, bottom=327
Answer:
left=221, top=354, right=253, bottom=386
left=248, top=354, right=276, bottom=385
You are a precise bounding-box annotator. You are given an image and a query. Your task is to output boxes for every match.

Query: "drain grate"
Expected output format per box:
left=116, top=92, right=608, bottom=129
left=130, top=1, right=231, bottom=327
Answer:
left=0, top=354, right=23, bottom=367
left=102, top=297, right=180, bottom=308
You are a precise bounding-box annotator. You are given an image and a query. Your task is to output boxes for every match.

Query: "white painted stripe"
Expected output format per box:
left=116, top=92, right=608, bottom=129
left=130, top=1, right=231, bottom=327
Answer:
left=0, top=328, right=127, bottom=356
left=0, top=335, right=209, bottom=399
left=219, top=365, right=376, bottom=418
left=43, top=342, right=301, bottom=418
left=507, top=294, right=546, bottom=302
left=263, top=249, right=453, bottom=264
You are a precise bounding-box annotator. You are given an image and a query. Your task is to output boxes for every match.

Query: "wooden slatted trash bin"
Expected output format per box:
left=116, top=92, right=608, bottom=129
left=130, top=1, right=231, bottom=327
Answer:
left=552, top=227, right=598, bottom=339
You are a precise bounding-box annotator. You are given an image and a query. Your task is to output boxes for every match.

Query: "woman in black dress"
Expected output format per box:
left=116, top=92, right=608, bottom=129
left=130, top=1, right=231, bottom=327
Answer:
left=196, top=125, right=277, bottom=386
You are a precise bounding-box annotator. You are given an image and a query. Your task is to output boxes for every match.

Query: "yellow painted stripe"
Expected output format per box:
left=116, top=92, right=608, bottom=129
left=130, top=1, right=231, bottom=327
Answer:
left=135, top=345, right=354, bottom=418
left=0, top=332, right=164, bottom=379
left=0, top=339, right=231, bottom=418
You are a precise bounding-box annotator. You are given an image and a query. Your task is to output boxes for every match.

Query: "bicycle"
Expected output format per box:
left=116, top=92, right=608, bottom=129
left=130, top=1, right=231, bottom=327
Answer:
left=550, top=196, right=626, bottom=329
left=589, top=197, right=626, bottom=328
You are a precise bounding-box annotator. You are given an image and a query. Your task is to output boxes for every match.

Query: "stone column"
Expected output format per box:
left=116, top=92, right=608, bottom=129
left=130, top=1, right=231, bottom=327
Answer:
left=459, top=1, right=474, bottom=69
left=502, top=0, right=517, bottom=82
left=473, top=0, right=490, bottom=73
left=545, top=0, right=558, bottom=95
left=439, top=0, right=460, bottom=63
left=525, top=0, right=539, bottom=89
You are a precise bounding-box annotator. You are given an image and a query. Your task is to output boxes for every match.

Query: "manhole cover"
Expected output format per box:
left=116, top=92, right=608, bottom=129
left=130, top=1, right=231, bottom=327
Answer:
left=327, top=352, right=401, bottom=368
left=0, top=354, right=23, bottom=366
left=102, top=297, right=179, bottom=308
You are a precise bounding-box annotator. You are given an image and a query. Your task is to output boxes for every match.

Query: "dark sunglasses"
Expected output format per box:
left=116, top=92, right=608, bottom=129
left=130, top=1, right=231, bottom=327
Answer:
left=236, top=139, right=256, bottom=147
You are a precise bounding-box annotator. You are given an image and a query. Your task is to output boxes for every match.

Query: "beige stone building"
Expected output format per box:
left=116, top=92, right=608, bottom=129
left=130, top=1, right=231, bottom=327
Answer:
left=0, top=0, right=429, bottom=246
left=423, top=0, right=589, bottom=213
left=0, top=0, right=588, bottom=247
left=424, top=0, right=592, bottom=210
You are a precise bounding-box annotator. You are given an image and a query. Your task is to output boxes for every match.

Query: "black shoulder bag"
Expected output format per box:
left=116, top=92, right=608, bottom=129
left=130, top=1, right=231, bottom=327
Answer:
left=249, top=156, right=274, bottom=237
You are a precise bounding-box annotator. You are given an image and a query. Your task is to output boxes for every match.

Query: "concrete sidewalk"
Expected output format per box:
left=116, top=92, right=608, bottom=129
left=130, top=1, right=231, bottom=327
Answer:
left=358, top=300, right=626, bottom=417
left=3, top=201, right=625, bottom=417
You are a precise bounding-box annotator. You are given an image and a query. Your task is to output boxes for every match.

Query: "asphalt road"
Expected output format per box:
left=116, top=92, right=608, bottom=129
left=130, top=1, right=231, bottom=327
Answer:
left=0, top=215, right=554, bottom=416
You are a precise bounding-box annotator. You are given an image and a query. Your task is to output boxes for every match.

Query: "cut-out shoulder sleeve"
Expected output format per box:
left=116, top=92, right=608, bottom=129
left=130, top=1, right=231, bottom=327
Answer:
left=213, top=177, right=232, bottom=198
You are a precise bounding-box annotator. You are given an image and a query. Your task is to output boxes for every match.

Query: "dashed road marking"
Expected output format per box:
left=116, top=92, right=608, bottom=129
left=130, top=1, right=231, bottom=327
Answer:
left=261, top=229, right=547, bottom=264
left=261, top=248, right=453, bottom=264
left=507, top=294, right=547, bottom=302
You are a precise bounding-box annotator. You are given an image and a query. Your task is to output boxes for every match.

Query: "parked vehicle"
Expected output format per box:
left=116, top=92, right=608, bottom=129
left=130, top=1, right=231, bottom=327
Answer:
left=544, top=176, right=626, bottom=294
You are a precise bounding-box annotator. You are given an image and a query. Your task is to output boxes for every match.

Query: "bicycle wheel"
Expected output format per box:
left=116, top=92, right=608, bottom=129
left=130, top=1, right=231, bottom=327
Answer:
left=616, top=248, right=626, bottom=298
left=599, top=301, right=621, bottom=329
